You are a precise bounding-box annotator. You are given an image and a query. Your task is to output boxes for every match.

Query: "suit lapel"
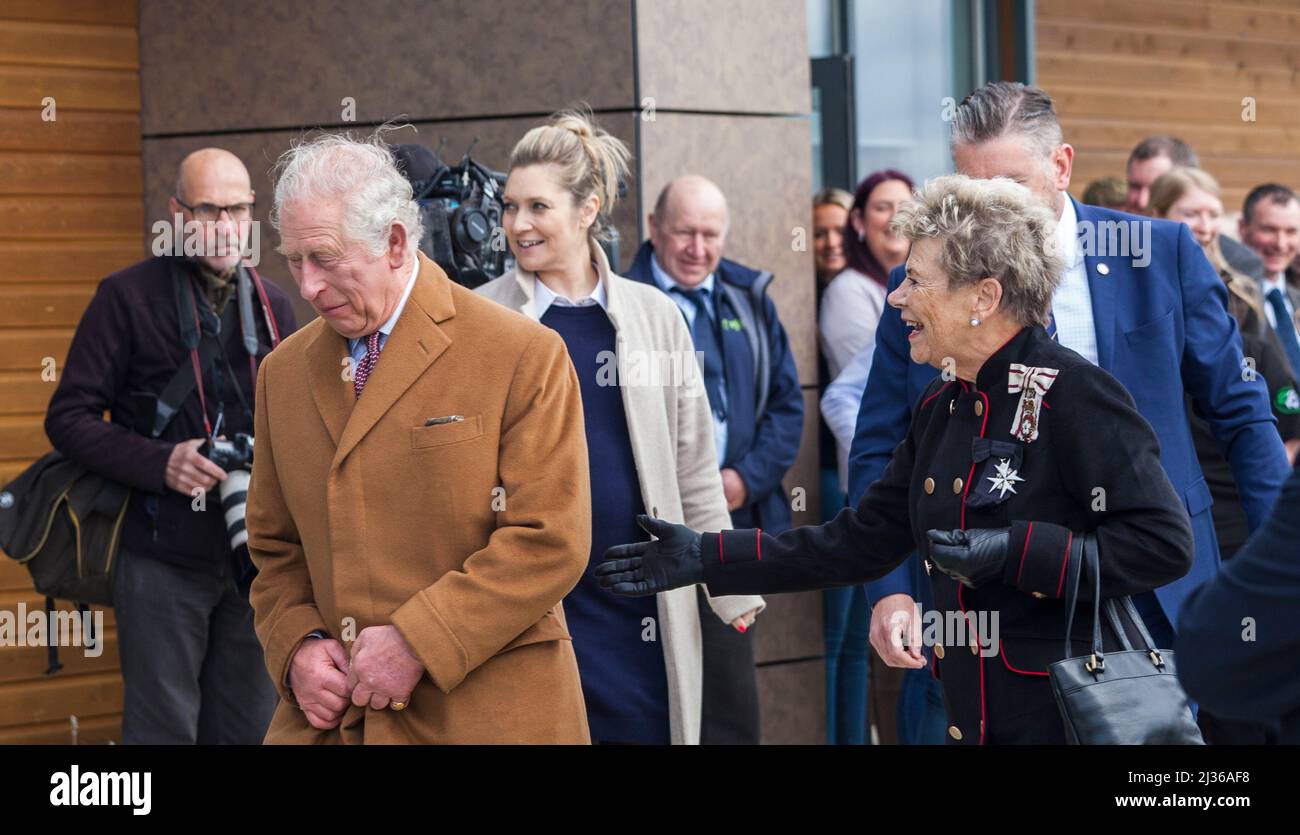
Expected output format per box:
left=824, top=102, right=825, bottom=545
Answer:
left=332, top=253, right=455, bottom=468
left=1076, top=198, right=1119, bottom=371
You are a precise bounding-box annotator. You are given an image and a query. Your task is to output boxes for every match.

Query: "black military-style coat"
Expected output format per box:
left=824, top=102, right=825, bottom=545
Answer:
left=701, top=326, right=1194, bottom=744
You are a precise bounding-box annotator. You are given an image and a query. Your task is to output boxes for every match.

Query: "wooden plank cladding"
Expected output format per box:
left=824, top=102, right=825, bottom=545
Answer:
left=0, top=0, right=138, bottom=743
left=1037, top=0, right=1300, bottom=213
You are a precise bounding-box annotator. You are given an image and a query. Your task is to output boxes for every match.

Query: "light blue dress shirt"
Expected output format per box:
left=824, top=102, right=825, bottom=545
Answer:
left=650, top=253, right=728, bottom=459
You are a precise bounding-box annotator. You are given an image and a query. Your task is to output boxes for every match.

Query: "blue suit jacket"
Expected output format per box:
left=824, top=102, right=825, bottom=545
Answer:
left=849, top=197, right=1290, bottom=626
left=1175, top=459, right=1300, bottom=740
left=626, top=242, right=804, bottom=532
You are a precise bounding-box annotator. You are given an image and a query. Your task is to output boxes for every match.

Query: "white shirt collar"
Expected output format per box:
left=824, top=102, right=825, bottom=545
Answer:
left=651, top=252, right=715, bottom=295
left=1262, top=272, right=1287, bottom=295
left=533, top=266, right=608, bottom=313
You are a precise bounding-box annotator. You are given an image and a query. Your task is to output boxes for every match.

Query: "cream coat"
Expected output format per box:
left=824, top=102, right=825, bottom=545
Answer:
left=477, top=243, right=766, bottom=745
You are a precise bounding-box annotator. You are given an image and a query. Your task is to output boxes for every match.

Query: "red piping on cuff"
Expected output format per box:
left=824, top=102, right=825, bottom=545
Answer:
left=1015, top=522, right=1033, bottom=585
left=755, top=529, right=762, bottom=561
left=1055, top=532, right=1073, bottom=598
left=718, top=534, right=725, bottom=565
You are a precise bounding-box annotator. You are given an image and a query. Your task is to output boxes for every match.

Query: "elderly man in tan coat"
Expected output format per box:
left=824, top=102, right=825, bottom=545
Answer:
left=246, top=132, right=592, bottom=744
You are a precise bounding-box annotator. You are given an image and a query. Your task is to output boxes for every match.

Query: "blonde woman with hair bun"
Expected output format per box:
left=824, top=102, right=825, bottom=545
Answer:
left=477, top=108, right=765, bottom=745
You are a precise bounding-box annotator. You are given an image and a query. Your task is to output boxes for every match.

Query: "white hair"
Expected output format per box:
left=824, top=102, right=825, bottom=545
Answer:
left=270, top=129, right=423, bottom=259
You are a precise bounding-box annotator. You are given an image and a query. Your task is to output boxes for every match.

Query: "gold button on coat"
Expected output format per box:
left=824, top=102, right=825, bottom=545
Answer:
left=1097, top=263, right=1110, bottom=275
left=970, top=641, right=980, bottom=655
left=953, top=477, right=963, bottom=493
left=974, top=400, right=984, bottom=416
left=949, top=725, right=963, bottom=741
left=924, top=477, right=935, bottom=494
left=934, top=644, right=945, bottom=660
left=1032, top=591, right=1047, bottom=599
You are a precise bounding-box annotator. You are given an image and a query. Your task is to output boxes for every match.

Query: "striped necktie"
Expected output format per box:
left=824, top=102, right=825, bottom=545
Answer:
left=353, top=331, right=382, bottom=398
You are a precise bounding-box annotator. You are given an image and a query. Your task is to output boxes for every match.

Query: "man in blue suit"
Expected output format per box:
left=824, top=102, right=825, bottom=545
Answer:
left=849, top=82, right=1291, bottom=743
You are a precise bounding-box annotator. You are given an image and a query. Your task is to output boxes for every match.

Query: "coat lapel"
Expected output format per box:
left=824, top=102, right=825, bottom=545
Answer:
left=304, top=323, right=351, bottom=448
left=332, top=253, right=455, bottom=468
left=1076, top=197, right=1119, bottom=371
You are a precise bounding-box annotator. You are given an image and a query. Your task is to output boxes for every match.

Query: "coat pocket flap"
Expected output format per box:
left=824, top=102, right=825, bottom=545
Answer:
left=1182, top=477, right=1213, bottom=517
left=410, top=414, right=483, bottom=449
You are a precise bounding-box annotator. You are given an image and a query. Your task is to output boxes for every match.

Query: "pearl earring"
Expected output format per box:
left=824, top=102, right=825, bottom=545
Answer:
left=970, top=316, right=981, bottom=327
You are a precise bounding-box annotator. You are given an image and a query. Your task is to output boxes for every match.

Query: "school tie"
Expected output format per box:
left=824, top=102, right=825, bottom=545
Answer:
left=673, top=287, right=727, bottom=421
left=353, top=331, right=382, bottom=398
left=1266, top=287, right=1300, bottom=378
left=1047, top=309, right=1059, bottom=342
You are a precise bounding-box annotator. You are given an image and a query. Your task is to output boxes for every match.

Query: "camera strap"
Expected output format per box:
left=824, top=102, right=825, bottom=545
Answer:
left=153, top=260, right=278, bottom=440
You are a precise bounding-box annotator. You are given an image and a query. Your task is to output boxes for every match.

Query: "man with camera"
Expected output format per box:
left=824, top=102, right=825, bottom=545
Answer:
left=44, top=148, right=297, bottom=744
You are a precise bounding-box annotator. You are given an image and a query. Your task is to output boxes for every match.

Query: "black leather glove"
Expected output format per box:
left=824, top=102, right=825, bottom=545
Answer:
left=926, top=527, right=1011, bottom=588
left=596, top=515, right=704, bottom=596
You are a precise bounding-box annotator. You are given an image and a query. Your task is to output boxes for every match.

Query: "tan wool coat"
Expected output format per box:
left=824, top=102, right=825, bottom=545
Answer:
left=476, top=242, right=766, bottom=745
left=247, top=252, right=593, bottom=744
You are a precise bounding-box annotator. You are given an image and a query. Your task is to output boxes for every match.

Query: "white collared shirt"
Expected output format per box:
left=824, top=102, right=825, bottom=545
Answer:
left=533, top=267, right=608, bottom=314
left=1050, top=196, right=1100, bottom=366
left=347, top=253, right=420, bottom=364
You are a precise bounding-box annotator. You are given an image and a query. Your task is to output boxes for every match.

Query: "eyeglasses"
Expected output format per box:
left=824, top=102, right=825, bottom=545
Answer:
left=175, top=197, right=255, bottom=222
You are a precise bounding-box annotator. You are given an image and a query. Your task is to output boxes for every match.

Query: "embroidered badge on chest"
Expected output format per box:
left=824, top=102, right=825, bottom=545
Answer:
left=1007, top=363, right=1059, bottom=443
left=966, top=438, right=1024, bottom=510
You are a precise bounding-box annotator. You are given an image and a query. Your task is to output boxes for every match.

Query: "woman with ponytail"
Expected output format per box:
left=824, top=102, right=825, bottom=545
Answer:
left=477, top=109, right=764, bottom=744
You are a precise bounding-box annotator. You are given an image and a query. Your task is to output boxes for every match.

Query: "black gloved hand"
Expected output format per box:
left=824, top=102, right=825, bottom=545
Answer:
left=926, top=527, right=1011, bottom=588
left=596, top=515, right=704, bottom=597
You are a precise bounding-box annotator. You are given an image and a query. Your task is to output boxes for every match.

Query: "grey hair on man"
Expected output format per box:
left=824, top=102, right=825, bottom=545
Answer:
left=891, top=175, right=1064, bottom=327
left=950, top=81, right=1063, bottom=160
left=270, top=129, right=424, bottom=259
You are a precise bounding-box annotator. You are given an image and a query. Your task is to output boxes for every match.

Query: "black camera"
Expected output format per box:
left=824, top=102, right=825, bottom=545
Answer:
left=206, top=433, right=254, bottom=473
left=394, top=142, right=510, bottom=289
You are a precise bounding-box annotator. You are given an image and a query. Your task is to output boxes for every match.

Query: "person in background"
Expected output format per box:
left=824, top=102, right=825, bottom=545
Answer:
left=45, top=148, right=296, bottom=744
left=814, top=169, right=913, bottom=744
left=1126, top=135, right=1263, bottom=279
left=626, top=175, right=804, bottom=743
left=1239, top=184, right=1300, bottom=379
left=1081, top=176, right=1127, bottom=210
left=819, top=170, right=914, bottom=380
left=476, top=111, right=764, bottom=744
left=1125, top=134, right=1198, bottom=215
left=812, top=188, right=853, bottom=295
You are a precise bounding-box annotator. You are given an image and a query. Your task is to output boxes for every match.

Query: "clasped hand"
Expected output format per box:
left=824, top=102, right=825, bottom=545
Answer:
left=288, top=625, right=424, bottom=730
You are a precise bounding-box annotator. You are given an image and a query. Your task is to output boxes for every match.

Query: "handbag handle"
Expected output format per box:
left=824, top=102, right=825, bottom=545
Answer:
left=1064, top=534, right=1167, bottom=671
left=1061, top=534, right=1105, bottom=672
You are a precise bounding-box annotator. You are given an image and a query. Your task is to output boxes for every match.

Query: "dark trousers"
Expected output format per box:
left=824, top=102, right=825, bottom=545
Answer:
left=697, top=586, right=761, bottom=744
left=823, top=584, right=871, bottom=744
left=113, top=549, right=276, bottom=744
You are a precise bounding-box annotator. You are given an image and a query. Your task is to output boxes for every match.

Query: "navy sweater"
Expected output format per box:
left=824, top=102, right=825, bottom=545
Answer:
left=541, top=303, right=669, bottom=744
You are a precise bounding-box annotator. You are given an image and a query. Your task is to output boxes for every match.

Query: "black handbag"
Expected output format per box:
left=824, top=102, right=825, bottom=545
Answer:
left=1047, top=537, right=1203, bottom=745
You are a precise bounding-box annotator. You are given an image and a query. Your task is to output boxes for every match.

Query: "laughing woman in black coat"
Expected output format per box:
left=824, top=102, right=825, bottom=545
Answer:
left=599, top=175, right=1194, bottom=745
